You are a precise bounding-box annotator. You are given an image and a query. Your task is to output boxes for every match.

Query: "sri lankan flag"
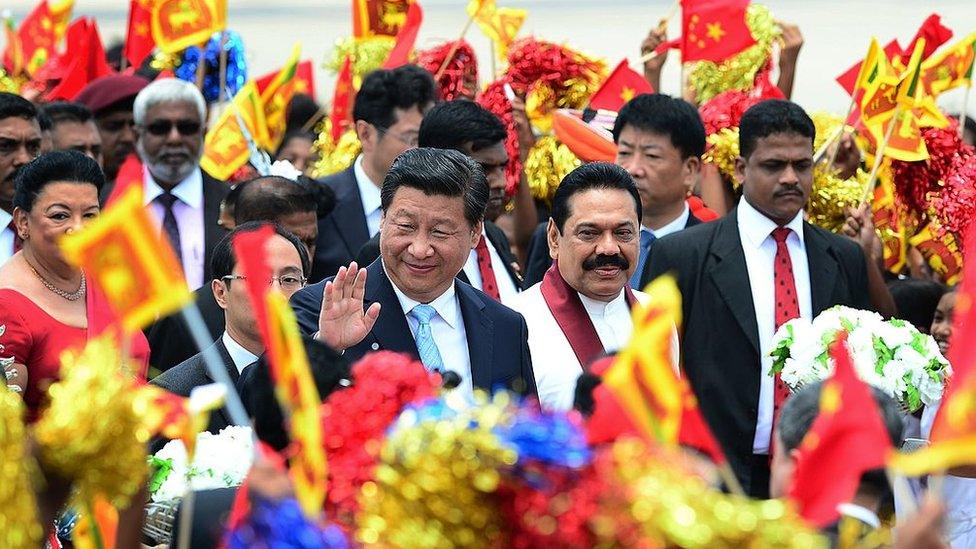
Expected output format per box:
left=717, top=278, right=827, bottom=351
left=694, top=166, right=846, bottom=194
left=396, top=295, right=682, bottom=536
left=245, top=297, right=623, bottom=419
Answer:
left=921, top=31, right=976, bottom=98
left=352, top=0, right=411, bottom=39
left=908, top=221, right=963, bottom=286
left=59, top=185, right=192, bottom=333
left=259, top=43, right=302, bottom=151
left=466, top=0, right=526, bottom=59
left=200, top=81, right=268, bottom=181
left=151, top=0, right=226, bottom=53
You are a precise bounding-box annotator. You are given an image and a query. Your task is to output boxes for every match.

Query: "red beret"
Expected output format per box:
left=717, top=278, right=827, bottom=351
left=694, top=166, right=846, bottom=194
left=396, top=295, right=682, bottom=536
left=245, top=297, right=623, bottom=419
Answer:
left=73, top=74, right=150, bottom=115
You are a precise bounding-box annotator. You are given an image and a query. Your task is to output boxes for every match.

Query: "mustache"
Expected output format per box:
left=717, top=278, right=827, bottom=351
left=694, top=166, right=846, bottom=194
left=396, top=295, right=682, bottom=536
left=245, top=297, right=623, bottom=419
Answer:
left=582, top=254, right=630, bottom=271
left=774, top=186, right=804, bottom=197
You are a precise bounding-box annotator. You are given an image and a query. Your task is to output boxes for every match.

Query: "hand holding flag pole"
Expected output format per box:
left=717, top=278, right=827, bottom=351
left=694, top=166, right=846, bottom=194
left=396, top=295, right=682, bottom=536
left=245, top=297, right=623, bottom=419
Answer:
left=638, top=0, right=680, bottom=64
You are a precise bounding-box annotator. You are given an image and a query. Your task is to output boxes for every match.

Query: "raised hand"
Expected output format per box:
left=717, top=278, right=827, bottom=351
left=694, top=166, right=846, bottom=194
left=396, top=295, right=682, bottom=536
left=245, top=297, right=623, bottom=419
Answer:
left=316, top=262, right=381, bottom=352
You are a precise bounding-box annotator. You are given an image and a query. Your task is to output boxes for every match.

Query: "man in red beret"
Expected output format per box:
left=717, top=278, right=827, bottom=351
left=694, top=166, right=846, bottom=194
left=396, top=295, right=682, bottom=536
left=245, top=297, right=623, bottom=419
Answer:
left=74, top=74, right=149, bottom=183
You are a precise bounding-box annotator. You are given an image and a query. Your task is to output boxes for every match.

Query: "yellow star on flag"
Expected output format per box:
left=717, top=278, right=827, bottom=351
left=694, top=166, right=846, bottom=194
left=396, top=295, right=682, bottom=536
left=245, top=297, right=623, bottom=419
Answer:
left=620, top=86, right=636, bottom=103
left=706, top=22, right=725, bottom=42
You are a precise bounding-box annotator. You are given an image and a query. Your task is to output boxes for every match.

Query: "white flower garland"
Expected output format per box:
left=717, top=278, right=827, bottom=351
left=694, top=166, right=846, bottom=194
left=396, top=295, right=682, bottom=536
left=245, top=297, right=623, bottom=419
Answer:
left=149, top=425, right=254, bottom=503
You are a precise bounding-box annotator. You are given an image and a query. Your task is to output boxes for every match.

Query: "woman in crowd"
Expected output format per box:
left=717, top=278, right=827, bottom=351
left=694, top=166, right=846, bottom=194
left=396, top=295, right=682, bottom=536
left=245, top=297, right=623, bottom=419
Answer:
left=0, top=150, right=149, bottom=419
left=274, top=130, right=317, bottom=175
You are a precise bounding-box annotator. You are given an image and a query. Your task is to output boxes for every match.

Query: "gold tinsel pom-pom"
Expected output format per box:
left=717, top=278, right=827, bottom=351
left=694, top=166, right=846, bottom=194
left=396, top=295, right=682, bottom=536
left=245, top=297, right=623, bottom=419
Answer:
left=0, top=68, right=26, bottom=94
left=525, top=136, right=582, bottom=205
left=356, top=394, right=517, bottom=548
left=0, top=390, right=42, bottom=548
left=33, top=337, right=148, bottom=509
left=686, top=4, right=780, bottom=103
left=596, top=438, right=825, bottom=548
left=704, top=127, right=741, bottom=185
left=807, top=112, right=869, bottom=233
left=325, top=36, right=395, bottom=80
left=309, top=122, right=362, bottom=179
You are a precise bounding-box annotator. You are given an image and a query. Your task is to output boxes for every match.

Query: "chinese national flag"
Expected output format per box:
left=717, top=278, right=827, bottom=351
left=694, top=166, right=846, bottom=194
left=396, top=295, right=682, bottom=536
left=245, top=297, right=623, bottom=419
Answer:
left=589, top=59, right=654, bottom=112
left=329, top=55, right=354, bottom=144
left=125, top=0, right=155, bottom=69
left=680, top=0, right=756, bottom=64
left=788, top=333, right=893, bottom=528
left=352, top=0, right=411, bottom=39
left=2, top=14, right=24, bottom=76
left=259, top=43, right=302, bottom=151
left=45, top=18, right=114, bottom=101
left=6, top=0, right=75, bottom=76
left=902, top=13, right=953, bottom=61
left=59, top=184, right=192, bottom=333
left=232, top=225, right=328, bottom=518
left=256, top=59, right=316, bottom=100
left=200, top=81, right=268, bottom=181
left=836, top=39, right=901, bottom=96
left=151, top=0, right=227, bottom=53
left=382, top=1, right=423, bottom=69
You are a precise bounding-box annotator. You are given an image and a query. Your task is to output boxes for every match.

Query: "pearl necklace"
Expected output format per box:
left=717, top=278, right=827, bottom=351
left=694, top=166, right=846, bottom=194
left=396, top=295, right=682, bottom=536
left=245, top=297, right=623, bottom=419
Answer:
left=28, top=263, right=86, bottom=301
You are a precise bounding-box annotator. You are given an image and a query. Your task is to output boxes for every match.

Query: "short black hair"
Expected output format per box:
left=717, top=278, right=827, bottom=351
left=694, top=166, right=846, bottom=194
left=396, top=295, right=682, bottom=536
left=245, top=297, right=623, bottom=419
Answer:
left=352, top=64, right=437, bottom=129
left=284, top=94, right=321, bottom=134
left=0, top=92, right=38, bottom=123
left=550, top=162, right=641, bottom=233
left=888, top=279, right=949, bottom=334
left=739, top=99, right=816, bottom=159
left=221, top=180, right=250, bottom=218
left=234, top=175, right=329, bottom=224
left=13, top=151, right=105, bottom=212
left=381, top=147, right=488, bottom=227
left=210, top=220, right=311, bottom=282
left=41, top=101, right=95, bottom=127
left=274, top=130, right=316, bottom=158
left=239, top=337, right=350, bottom=452
left=612, top=93, right=706, bottom=159
left=418, top=99, right=507, bottom=152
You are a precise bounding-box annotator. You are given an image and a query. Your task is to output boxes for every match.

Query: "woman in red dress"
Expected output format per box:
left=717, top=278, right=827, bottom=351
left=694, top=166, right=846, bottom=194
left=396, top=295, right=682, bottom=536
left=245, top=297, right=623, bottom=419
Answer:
left=0, top=150, right=150, bottom=421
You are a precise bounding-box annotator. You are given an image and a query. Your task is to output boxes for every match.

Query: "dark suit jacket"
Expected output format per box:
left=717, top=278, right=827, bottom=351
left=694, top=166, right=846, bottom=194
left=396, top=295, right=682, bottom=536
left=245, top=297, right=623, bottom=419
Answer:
left=145, top=284, right=225, bottom=374
left=290, top=259, right=536, bottom=395
left=311, top=166, right=369, bottom=282
left=100, top=169, right=229, bottom=284
left=644, top=208, right=870, bottom=496
left=523, top=212, right=704, bottom=287
left=151, top=338, right=245, bottom=434
left=354, top=221, right=524, bottom=290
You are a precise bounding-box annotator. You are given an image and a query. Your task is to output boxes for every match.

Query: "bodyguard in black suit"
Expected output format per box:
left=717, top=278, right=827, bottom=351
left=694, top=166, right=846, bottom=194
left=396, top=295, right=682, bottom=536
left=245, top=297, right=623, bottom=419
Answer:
left=292, top=148, right=536, bottom=396
left=644, top=100, right=871, bottom=497
left=311, top=65, right=437, bottom=282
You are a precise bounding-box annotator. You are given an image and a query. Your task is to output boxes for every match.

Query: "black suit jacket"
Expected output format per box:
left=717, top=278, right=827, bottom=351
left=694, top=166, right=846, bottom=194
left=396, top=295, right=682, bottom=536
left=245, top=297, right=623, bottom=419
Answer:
left=523, top=212, right=704, bottom=287
left=145, top=284, right=225, bottom=374
left=151, top=338, right=245, bottom=434
left=354, top=221, right=524, bottom=290
left=290, top=259, right=536, bottom=395
left=100, top=169, right=229, bottom=284
left=311, top=166, right=370, bottom=282
left=644, top=208, right=870, bottom=496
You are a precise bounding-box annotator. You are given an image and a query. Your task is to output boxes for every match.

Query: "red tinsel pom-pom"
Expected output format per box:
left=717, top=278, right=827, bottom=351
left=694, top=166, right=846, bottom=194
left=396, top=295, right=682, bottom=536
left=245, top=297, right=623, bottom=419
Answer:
left=698, top=67, right=783, bottom=136
left=478, top=79, right=522, bottom=197
left=417, top=40, right=478, bottom=101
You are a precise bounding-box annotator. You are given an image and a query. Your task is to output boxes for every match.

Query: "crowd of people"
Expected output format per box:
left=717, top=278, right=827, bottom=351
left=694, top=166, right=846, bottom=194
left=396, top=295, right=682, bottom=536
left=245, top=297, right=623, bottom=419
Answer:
left=1, top=2, right=974, bottom=547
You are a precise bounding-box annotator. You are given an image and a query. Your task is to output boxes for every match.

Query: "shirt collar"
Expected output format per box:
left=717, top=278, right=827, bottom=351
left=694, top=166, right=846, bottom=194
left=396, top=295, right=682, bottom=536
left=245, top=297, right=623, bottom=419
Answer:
left=836, top=503, right=881, bottom=529
left=143, top=165, right=203, bottom=208
left=0, top=208, right=11, bottom=229
left=353, top=155, right=382, bottom=216
left=652, top=203, right=690, bottom=239
left=221, top=331, right=259, bottom=373
left=384, top=260, right=460, bottom=329
left=578, top=289, right=628, bottom=319
left=736, top=197, right=805, bottom=249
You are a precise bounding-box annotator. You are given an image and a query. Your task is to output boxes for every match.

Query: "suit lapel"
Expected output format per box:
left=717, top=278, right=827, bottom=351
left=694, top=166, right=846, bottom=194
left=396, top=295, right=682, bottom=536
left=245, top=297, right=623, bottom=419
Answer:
left=364, top=260, right=419, bottom=355
left=685, top=212, right=702, bottom=228
left=203, top=338, right=239, bottom=427
left=803, top=223, right=840, bottom=315
left=330, top=167, right=371, bottom=257
left=201, top=171, right=229, bottom=283
left=706, top=211, right=761, bottom=356
left=457, top=282, right=493, bottom=390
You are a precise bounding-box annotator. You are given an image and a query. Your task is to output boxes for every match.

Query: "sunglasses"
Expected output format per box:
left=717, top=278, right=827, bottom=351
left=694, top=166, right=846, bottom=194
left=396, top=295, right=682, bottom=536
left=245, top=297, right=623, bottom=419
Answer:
left=144, top=119, right=202, bottom=136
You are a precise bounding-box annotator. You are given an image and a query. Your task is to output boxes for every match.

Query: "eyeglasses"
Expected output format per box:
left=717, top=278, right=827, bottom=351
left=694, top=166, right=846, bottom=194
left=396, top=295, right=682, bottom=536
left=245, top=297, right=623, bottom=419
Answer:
left=222, top=274, right=307, bottom=291
left=143, top=119, right=202, bottom=136
left=375, top=126, right=419, bottom=147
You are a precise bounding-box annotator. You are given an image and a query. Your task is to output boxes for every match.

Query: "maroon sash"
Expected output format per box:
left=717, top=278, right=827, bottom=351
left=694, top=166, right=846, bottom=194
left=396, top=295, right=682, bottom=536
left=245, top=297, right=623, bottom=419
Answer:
left=539, top=260, right=638, bottom=369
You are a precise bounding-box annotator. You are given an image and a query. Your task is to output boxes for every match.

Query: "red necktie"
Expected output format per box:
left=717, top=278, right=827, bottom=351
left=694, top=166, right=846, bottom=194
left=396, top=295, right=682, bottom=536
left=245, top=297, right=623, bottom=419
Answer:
left=771, top=227, right=800, bottom=441
left=7, top=221, right=21, bottom=253
left=474, top=234, right=500, bottom=300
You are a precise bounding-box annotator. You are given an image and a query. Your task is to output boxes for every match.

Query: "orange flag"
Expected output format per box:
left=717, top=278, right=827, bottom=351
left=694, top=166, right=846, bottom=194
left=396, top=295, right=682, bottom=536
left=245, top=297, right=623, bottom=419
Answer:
left=382, top=1, right=423, bottom=69
left=200, top=81, right=268, bottom=181
left=588, top=59, right=654, bottom=112
left=151, top=0, right=227, bottom=53
left=59, top=184, right=192, bottom=333
left=788, top=333, right=893, bottom=528
left=329, top=55, right=354, bottom=143
left=259, top=43, right=302, bottom=151
left=680, top=0, right=756, bottom=64
left=124, top=0, right=155, bottom=69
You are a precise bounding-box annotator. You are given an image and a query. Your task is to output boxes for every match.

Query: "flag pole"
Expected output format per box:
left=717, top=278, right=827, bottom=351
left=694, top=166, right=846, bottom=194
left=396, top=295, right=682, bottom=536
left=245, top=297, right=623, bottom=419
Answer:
left=861, top=106, right=901, bottom=204
left=435, top=4, right=485, bottom=80
left=218, top=32, right=229, bottom=101
left=826, top=96, right=859, bottom=169
left=638, top=0, right=680, bottom=64
left=960, top=82, right=972, bottom=139
left=813, top=125, right=845, bottom=165
left=717, top=462, right=746, bottom=497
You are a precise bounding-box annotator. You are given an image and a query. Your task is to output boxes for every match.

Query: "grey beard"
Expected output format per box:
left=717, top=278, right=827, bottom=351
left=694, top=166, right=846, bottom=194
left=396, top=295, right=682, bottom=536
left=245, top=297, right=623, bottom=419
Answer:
left=137, top=140, right=203, bottom=185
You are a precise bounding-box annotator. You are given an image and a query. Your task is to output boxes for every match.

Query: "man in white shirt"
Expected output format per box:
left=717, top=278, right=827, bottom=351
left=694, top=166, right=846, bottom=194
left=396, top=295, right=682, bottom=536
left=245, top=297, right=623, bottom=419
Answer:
left=291, top=148, right=535, bottom=400
left=311, top=65, right=437, bottom=281
left=511, top=162, right=669, bottom=411
left=153, top=222, right=310, bottom=433
left=0, top=93, right=42, bottom=266
left=127, top=78, right=229, bottom=290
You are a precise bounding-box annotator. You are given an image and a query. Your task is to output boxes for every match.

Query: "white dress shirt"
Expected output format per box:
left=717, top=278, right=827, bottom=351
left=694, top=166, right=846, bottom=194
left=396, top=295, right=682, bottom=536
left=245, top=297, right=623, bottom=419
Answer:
left=651, top=203, right=691, bottom=239
left=387, top=270, right=474, bottom=401
left=144, top=166, right=206, bottom=290
left=578, top=291, right=634, bottom=352
left=221, top=331, right=259, bottom=374
left=0, top=209, right=14, bottom=266
left=353, top=155, right=382, bottom=237
left=737, top=198, right=812, bottom=454
left=462, top=228, right=519, bottom=305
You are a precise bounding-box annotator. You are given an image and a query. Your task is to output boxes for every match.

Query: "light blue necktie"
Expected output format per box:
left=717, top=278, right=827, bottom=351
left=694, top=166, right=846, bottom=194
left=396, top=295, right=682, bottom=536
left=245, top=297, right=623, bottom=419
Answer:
left=629, top=228, right=656, bottom=290
left=409, top=304, right=445, bottom=373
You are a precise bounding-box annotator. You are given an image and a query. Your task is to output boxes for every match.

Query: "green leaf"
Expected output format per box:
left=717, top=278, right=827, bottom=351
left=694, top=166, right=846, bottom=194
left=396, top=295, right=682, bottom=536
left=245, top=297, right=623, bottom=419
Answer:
left=873, top=336, right=894, bottom=375
left=148, top=457, right=174, bottom=494
left=903, top=377, right=921, bottom=412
